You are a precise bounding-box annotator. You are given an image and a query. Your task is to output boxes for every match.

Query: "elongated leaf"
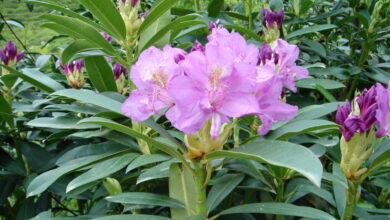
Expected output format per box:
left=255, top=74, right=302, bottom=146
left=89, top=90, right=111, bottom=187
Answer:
left=93, top=215, right=171, bottom=220
left=369, top=148, right=390, bottom=173
left=205, top=140, right=323, bottom=187
left=0, top=95, right=13, bottom=127
left=27, top=149, right=130, bottom=197
left=269, top=120, right=339, bottom=140
left=1, top=66, right=64, bottom=93
left=224, top=24, right=260, bottom=41
left=286, top=24, right=337, bottom=39
left=169, top=163, right=197, bottom=218
left=138, top=0, right=177, bottom=35
left=27, top=116, right=100, bottom=130
left=41, top=14, right=116, bottom=54
left=62, top=40, right=102, bottom=64
left=207, top=174, right=244, bottom=212
left=208, top=0, right=224, bottom=17
left=26, top=0, right=110, bottom=34
left=52, top=89, right=122, bottom=114
left=296, top=78, right=345, bottom=90
left=332, top=163, right=347, bottom=218
left=293, top=102, right=342, bottom=121
left=126, top=154, right=170, bottom=173
left=77, top=117, right=189, bottom=168
left=79, top=0, right=126, bottom=40
left=220, top=203, right=336, bottom=220
left=84, top=56, right=118, bottom=92
left=137, top=159, right=177, bottom=184
left=106, top=192, right=184, bottom=208
left=67, top=153, right=138, bottom=192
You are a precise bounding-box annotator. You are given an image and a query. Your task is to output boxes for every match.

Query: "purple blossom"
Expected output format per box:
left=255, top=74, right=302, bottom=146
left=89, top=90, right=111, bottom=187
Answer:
left=376, top=81, right=390, bottom=137
left=60, top=59, right=84, bottom=75
left=191, top=40, right=205, bottom=53
left=0, top=41, right=25, bottom=65
left=121, top=45, right=183, bottom=122
left=262, top=9, right=284, bottom=29
left=208, top=19, right=222, bottom=31
left=336, top=86, right=379, bottom=141
left=121, top=0, right=137, bottom=6
left=113, top=63, right=127, bottom=80
left=258, top=43, right=274, bottom=65
left=100, top=32, right=112, bottom=43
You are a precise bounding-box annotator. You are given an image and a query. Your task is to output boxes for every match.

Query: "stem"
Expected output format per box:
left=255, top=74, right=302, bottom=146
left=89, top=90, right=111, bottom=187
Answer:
left=275, top=178, right=285, bottom=220
left=194, top=161, right=207, bottom=216
left=247, top=0, right=253, bottom=30
left=194, top=0, right=201, bottom=11
left=344, top=180, right=359, bottom=220
left=233, top=118, right=239, bottom=148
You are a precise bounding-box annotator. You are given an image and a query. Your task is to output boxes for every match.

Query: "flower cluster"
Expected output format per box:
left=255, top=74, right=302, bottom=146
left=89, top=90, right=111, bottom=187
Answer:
left=122, top=27, right=308, bottom=139
left=0, top=41, right=25, bottom=70
left=60, top=59, right=85, bottom=89
left=262, top=9, right=284, bottom=44
left=336, top=81, right=390, bottom=141
left=118, top=0, right=143, bottom=43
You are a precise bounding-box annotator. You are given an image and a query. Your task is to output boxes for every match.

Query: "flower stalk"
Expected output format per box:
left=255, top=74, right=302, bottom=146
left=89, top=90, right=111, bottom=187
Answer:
left=194, top=161, right=207, bottom=215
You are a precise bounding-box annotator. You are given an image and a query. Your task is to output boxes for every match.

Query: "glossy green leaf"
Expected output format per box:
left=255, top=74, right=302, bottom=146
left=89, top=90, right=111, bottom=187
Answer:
left=169, top=163, right=197, bottom=219
left=79, top=0, right=126, bottom=40
left=208, top=0, right=224, bottom=17
left=0, top=95, right=13, bottom=127
left=84, top=56, right=118, bottom=92
left=126, top=154, right=171, bottom=173
left=138, top=0, right=177, bottom=35
left=67, top=153, right=138, bottom=192
left=315, top=84, right=337, bottom=102
left=26, top=116, right=100, bottom=130
left=332, top=163, right=347, bottom=218
left=62, top=40, right=102, bottom=64
left=106, top=192, right=184, bottom=208
left=269, top=120, right=339, bottom=140
left=137, top=159, right=177, bottom=184
left=293, top=102, right=342, bottom=121
left=286, top=24, right=337, bottom=39
left=220, top=203, right=336, bottom=220
left=296, top=78, right=345, bottom=90
left=369, top=148, right=390, bottom=174
left=93, top=215, right=171, bottom=220
left=206, top=140, right=323, bottom=187
left=41, top=14, right=116, bottom=54
left=207, top=174, right=244, bottom=212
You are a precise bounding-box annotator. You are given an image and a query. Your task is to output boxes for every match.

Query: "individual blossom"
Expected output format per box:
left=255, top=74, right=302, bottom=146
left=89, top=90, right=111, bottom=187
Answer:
left=0, top=41, right=25, bottom=72
left=190, top=40, right=205, bottom=53
left=121, top=45, right=185, bottom=121
left=60, top=59, right=85, bottom=89
left=208, top=19, right=222, bottom=31
left=113, top=63, right=127, bottom=95
left=262, top=8, right=284, bottom=44
left=336, top=86, right=378, bottom=141
left=375, top=81, right=390, bottom=137
left=167, top=31, right=260, bottom=139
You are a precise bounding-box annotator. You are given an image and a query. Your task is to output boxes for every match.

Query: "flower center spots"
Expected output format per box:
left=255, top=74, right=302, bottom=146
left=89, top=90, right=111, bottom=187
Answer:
left=152, top=68, right=168, bottom=88
left=210, top=65, right=225, bottom=88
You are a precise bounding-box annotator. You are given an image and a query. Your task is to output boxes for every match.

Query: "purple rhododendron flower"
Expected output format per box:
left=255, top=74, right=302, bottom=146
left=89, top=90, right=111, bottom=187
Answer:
left=376, top=81, right=390, bottom=137
left=113, top=63, right=127, bottom=80
left=255, top=62, right=298, bottom=135
left=191, top=40, right=205, bottom=53
left=208, top=19, right=222, bottom=31
left=168, top=40, right=259, bottom=139
left=273, top=39, right=309, bottom=92
left=60, top=59, right=84, bottom=76
left=336, top=86, right=379, bottom=141
left=262, top=9, right=284, bottom=29
left=0, top=41, right=25, bottom=65
left=121, top=45, right=184, bottom=122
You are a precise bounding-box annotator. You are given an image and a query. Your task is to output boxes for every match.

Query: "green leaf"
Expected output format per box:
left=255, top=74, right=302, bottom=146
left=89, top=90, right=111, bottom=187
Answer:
left=300, top=38, right=326, bottom=57
left=77, top=117, right=189, bottom=167
left=92, top=215, right=171, bottom=220
left=140, top=17, right=205, bottom=52
left=62, top=40, right=102, bottom=64
left=1, top=66, right=64, bottom=93
left=79, top=0, right=126, bottom=40
left=126, top=154, right=170, bottom=173
left=269, top=119, right=339, bottom=140
left=106, top=192, right=184, bottom=208
left=205, top=140, right=323, bottom=187
left=208, top=0, right=224, bottom=17
left=52, top=89, right=122, bottom=114
left=84, top=56, right=118, bottom=92
left=26, top=116, right=100, bottom=130
left=286, top=24, right=337, bottom=39
left=27, top=149, right=130, bottom=197
left=138, top=0, right=177, bottom=35
left=41, top=14, right=116, bottom=54
left=224, top=24, right=260, bottom=41
left=293, top=102, right=342, bottom=121
left=138, top=8, right=171, bottom=52
left=137, top=159, right=176, bottom=184
left=169, top=163, right=197, bottom=219
left=315, top=84, right=337, bottom=102
left=0, top=95, right=13, bottom=128
left=332, top=163, right=347, bottom=218
left=67, top=153, right=138, bottom=192
left=220, top=203, right=336, bottom=220
left=296, top=78, right=345, bottom=90
left=207, top=174, right=244, bottom=212
left=369, top=148, right=390, bottom=174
